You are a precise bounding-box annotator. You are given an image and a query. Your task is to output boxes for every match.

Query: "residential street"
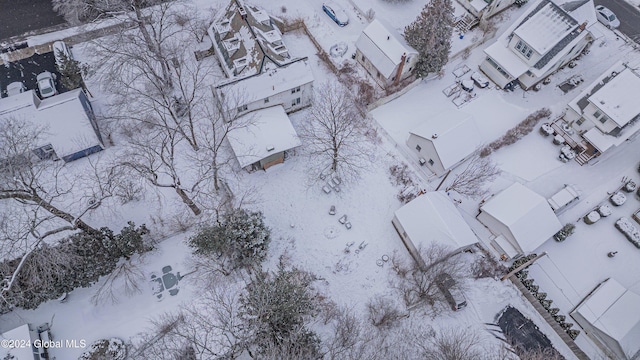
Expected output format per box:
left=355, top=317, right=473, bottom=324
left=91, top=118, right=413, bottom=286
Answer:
left=0, top=0, right=64, bottom=41
left=594, top=0, right=640, bottom=43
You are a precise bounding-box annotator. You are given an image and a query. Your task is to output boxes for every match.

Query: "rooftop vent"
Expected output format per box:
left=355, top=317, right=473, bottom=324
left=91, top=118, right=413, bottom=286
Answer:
left=266, top=145, right=275, bottom=152
left=432, top=134, right=438, bottom=139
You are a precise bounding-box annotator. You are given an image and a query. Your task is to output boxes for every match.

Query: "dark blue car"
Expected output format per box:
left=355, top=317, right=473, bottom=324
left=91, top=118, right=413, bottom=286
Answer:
left=322, top=2, right=349, bottom=27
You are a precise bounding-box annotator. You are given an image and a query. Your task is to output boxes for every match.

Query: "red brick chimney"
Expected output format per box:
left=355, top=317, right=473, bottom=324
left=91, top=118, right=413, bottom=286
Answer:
left=394, top=52, right=407, bottom=85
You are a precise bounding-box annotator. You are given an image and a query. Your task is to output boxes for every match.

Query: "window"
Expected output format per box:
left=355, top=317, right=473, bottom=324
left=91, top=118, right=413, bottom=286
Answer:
left=428, top=159, right=434, bottom=166
left=290, top=87, right=301, bottom=94
left=237, top=104, right=248, bottom=112
left=593, top=110, right=602, bottom=119
left=600, top=116, right=609, bottom=124
left=576, top=118, right=585, bottom=125
left=515, top=40, right=533, bottom=59
left=291, top=98, right=300, bottom=107
left=295, top=87, right=300, bottom=93
left=264, top=98, right=269, bottom=104
left=361, top=54, right=365, bottom=62
left=486, top=57, right=509, bottom=78
left=416, top=144, right=422, bottom=152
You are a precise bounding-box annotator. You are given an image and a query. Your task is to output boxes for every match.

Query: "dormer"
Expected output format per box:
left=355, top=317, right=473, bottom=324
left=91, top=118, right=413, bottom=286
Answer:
left=213, top=19, right=231, bottom=37
left=223, top=35, right=241, bottom=55
left=233, top=58, right=248, bottom=75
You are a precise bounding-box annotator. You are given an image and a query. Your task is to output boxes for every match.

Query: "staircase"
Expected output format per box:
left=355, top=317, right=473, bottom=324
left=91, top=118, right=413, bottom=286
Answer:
left=575, top=151, right=594, bottom=166
left=455, top=13, right=479, bottom=34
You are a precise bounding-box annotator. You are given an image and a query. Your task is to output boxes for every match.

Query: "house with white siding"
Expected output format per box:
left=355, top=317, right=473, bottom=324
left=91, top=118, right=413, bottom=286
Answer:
left=479, top=0, right=595, bottom=90
left=355, top=18, right=418, bottom=87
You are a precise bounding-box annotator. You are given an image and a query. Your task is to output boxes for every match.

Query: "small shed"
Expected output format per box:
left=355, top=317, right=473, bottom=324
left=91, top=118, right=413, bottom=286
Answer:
left=227, top=105, right=301, bottom=171
left=478, top=182, right=562, bottom=257
left=571, top=278, right=640, bottom=360
left=392, top=191, right=478, bottom=268
left=406, top=110, right=482, bottom=176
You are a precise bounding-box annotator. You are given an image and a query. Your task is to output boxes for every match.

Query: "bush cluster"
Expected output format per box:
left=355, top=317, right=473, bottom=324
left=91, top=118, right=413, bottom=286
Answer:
left=480, top=108, right=552, bottom=157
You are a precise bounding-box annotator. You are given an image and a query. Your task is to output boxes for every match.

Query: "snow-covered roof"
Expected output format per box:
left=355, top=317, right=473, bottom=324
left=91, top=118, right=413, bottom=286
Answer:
left=0, top=89, right=102, bottom=159
left=227, top=105, right=301, bottom=168
left=559, top=0, right=597, bottom=27
left=394, top=191, right=478, bottom=250
left=1, top=324, right=36, bottom=360
left=216, top=59, right=314, bottom=104
left=583, top=127, right=613, bottom=152
left=572, top=278, right=640, bottom=357
left=409, top=110, right=482, bottom=169
left=355, top=18, right=417, bottom=79
left=484, top=42, right=530, bottom=79
left=588, top=68, right=640, bottom=127
left=481, top=182, right=562, bottom=253
left=514, top=1, right=577, bottom=54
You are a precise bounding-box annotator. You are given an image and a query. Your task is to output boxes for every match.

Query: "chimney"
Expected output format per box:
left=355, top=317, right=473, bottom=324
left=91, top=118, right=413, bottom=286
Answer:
left=238, top=6, right=247, bottom=20
left=394, top=52, right=407, bottom=85
left=578, top=21, right=587, bottom=32
left=387, top=35, right=390, bottom=40
left=432, top=133, right=438, bottom=139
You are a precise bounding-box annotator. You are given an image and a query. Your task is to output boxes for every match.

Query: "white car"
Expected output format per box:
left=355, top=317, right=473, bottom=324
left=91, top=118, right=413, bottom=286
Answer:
left=52, top=40, right=72, bottom=69
left=595, top=5, right=620, bottom=29
left=6, top=81, right=26, bottom=96
left=36, top=71, right=57, bottom=98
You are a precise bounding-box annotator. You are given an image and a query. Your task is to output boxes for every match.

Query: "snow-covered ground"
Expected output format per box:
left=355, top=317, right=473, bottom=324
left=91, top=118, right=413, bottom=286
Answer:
left=3, top=0, right=640, bottom=359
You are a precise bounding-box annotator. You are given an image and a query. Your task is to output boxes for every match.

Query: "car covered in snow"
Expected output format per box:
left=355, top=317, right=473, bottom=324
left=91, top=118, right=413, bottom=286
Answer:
left=436, top=273, right=467, bottom=311
left=595, top=5, right=620, bottom=29
left=6, top=81, right=26, bottom=96
left=322, top=2, right=349, bottom=26
left=471, top=72, right=490, bottom=88
left=36, top=71, right=57, bottom=98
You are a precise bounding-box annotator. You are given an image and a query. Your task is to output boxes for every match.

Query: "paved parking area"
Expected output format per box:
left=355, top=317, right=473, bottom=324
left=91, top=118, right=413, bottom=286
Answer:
left=0, top=0, right=66, bottom=41
left=0, top=50, right=68, bottom=98
left=498, top=306, right=564, bottom=359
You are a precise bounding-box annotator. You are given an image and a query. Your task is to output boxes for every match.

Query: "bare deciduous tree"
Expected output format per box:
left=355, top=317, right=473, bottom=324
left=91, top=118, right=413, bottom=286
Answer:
left=444, top=154, right=501, bottom=199
left=366, top=295, right=405, bottom=329
left=414, top=327, right=484, bottom=360
left=390, top=243, right=467, bottom=312
left=90, top=259, right=146, bottom=306
left=299, top=82, right=371, bottom=183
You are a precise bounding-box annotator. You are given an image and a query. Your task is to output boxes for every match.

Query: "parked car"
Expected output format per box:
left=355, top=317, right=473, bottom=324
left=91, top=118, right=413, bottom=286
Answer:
left=471, top=71, right=490, bottom=88
left=36, top=71, right=57, bottom=98
left=6, top=81, right=26, bottom=96
left=595, top=5, right=620, bottom=29
left=436, top=273, right=467, bottom=311
left=322, top=2, right=349, bottom=26
left=52, top=40, right=72, bottom=69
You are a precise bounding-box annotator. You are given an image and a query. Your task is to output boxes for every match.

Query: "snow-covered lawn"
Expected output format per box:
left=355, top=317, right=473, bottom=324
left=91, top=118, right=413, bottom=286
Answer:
left=4, top=0, right=640, bottom=359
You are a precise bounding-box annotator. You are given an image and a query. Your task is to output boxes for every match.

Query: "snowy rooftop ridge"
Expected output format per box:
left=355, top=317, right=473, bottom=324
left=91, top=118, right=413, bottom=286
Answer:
left=572, top=278, right=640, bottom=358
left=588, top=68, right=640, bottom=127
left=215, top=58, right=313, bottom=104
left=226, top=105, right=301, bottom=168
left=409, top=110, right=482, bottom=169
left=513, top=0, right=577, bottom=55
left=480, top=182, right=562, bottom=253
left=0, top=89, right=102, bottom=158
left=355, top=18, right=417, bottom=79
left=394, top=191, right=478, bottom=250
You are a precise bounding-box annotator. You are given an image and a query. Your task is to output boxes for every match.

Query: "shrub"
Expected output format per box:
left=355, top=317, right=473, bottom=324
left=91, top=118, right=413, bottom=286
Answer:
left=480, top=108, right=552, bottom=157
left=553, top=223, right=576, bottom=242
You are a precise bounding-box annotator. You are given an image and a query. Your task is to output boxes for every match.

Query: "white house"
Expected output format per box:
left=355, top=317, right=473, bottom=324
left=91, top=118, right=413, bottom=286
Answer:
left=478, top=182, right=562, bottom=258
left=560, top=62, right=640, bottom=164
left=479, top=0, right=595, bottom=90
left=355, top=18, right=418, bottom=87
left=214, top=58, right=314, bottom=116
left=0, top=89, right=104, bottom=162
left=0, top=324, right=49, bottom=360
left=571, top=278, right=640, bottom=360
left=227, top=105, right=301, bottom=171
left=392, top=191, right=478, bottom=269
left=208, top=0, right=291, bottom=78
left=406, top=110, right=482, bottom=176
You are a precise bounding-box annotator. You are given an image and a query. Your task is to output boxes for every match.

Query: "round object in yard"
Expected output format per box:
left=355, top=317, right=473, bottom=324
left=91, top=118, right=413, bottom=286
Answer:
left=324, top=226, right=340, bottom=239
left=376, top=259, right=384, bottom=267
left=381, top=254, right=390, bottom=262
left=330, top=42, right=348, bottom=58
